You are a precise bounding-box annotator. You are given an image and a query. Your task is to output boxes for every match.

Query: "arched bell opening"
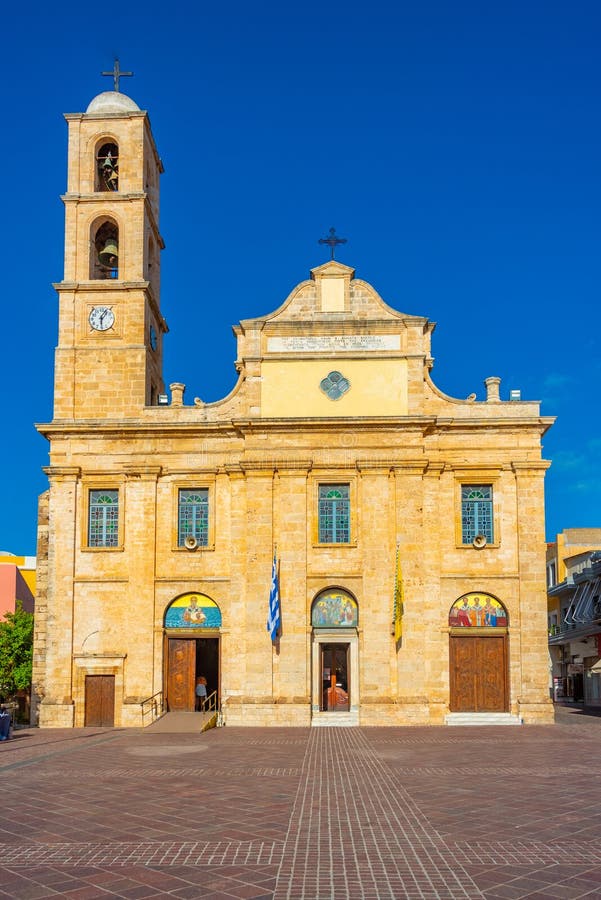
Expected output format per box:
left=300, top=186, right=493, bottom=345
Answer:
left=96, top=141, right=119, bottom=192
left=90, top=219, right=119, bottom=280
left=146, top=231, right=158, bottom=284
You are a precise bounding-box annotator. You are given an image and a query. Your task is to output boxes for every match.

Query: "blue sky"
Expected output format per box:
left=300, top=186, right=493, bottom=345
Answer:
left=3, top=0, right=600, bottom=554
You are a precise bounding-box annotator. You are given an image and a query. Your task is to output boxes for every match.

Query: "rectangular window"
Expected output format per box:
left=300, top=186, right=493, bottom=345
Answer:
left=88, top=489, right=119, bottom=547
left=461, top=485, right=493, bottom=544
left=318, top=484, right=350, bottom=544
left=178, top=488, right=209, bottom=547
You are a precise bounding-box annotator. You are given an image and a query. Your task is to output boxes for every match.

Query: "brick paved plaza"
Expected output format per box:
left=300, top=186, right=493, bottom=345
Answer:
left=1, top=708, right=600, bottom=899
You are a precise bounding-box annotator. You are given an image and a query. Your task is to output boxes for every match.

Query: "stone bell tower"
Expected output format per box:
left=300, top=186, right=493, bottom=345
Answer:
left=53, top=70, right=167, bottom=419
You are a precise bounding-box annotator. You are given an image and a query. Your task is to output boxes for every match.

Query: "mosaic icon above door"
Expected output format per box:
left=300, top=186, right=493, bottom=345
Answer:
left=165, top=593, right=222, bottom=628
left=312, top=589, right=358, bottom=627
left=449, top=593, right=507, bottom=628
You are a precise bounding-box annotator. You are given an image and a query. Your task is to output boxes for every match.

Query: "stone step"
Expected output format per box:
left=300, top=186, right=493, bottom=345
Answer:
left=445, top=712, right=523, bottom=726
left=311, top=712, right=358, bottom=727
left=144, top=711, right=217, bottom=733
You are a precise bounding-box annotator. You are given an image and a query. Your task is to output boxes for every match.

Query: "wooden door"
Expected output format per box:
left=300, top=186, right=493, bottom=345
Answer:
left=85, top=675, right=115, bottom=726
left=168, top=639, right=195, bottom=711
left=449, top=635, right=507, bottom=712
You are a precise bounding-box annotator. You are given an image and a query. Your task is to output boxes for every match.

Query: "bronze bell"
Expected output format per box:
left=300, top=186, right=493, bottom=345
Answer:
left=98, top=238, right=119, bottom=267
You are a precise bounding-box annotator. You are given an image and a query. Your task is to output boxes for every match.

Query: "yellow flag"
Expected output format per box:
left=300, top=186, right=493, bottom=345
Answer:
left=393, top=544, right=404, bottom=641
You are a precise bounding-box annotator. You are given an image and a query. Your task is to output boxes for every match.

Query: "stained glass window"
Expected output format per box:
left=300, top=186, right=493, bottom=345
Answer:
left=178, top=489, right=209, bottom=547
left=320, top=371, right=350, bottom=400
left=88, top=490, right=119, bottom=547
left=461, top=485, right=493, bottom=544
left=319, top=484, right=350, bottom=543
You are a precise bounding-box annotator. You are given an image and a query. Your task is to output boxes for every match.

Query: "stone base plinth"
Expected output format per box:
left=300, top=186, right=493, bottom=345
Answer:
left=224, top=702, right=311, bottom=727
left=359, top=701, right=432, bottom=726
left=38, top=702, right=75, bottom=728
left=517, top=699, right=554, bottom=724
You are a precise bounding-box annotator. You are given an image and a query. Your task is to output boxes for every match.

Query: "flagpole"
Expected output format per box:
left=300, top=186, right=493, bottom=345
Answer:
left=267, top=543, right=280, bottom=702
left=393, top=542, right=403, bottom=644
left=272, top=544, right=277, bottom=700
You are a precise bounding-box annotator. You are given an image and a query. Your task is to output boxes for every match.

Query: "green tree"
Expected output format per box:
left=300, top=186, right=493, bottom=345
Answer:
left=0, top=601, right=34, bottom=700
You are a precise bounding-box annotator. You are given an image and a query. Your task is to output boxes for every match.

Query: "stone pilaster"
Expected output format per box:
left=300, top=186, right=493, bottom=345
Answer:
left=37, top=467, right=80, bottom=727
left=512, top=461, right=554, bottom=723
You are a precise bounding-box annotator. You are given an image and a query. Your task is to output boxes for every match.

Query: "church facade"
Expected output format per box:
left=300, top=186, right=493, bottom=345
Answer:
left=32, top=86, right=555, bottom=728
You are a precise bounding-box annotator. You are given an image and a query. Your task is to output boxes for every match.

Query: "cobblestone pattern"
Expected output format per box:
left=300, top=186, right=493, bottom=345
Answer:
left=0, top=840, right=281, bottom=867
left=275, top=728, right=481, bottom=899
left=1, top=712, right=601, bottom=898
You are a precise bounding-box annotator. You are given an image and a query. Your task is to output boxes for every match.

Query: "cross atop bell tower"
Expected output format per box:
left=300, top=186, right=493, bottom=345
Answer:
left=53, top=81, right=167, bottom=419
left=101, top=58, right=134, bottom=92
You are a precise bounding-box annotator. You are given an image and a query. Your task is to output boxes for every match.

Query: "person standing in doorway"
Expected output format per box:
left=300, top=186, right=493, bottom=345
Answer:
left=195, top=676, right=208, bottom=711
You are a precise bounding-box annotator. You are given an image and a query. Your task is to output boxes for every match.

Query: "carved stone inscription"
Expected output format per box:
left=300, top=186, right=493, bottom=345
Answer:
left=267, top=335, right=400, bottom=353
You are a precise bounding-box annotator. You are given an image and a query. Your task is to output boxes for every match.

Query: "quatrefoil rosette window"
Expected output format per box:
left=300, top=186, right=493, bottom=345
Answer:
left=320, top=371, right=350, bottom=400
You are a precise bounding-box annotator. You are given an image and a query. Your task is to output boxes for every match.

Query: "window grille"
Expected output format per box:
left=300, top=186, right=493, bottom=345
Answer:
left=320, top=371, right=350, bottom=400
left=178, top=489, right=209, bottom=546
left=461, top=485, right=493, bottom=544
left=318, top=484, right=350, bottom=543
left=89, top=490, right=119, bottom=547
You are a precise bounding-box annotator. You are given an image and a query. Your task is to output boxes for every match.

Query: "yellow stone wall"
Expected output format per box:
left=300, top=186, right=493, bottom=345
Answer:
left=33, top=92, right=555, bottom=729
left=261, top=359, right=408, bottom=417
left=35, top=414, right=554, bottom=727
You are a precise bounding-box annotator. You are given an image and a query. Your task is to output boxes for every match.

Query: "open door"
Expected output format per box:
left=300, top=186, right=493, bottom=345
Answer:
left=320, top=643, right=350, bottom=711
left=167, top=639, right=196, bottom=711
left=167, top=637, right=220, bottom=711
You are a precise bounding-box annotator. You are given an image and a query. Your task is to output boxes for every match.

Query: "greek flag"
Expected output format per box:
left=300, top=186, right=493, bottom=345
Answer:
left=267, top=551, right=281, bottom=643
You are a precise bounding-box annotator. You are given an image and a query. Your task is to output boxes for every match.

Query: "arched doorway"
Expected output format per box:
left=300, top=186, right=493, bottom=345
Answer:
left=448, top=593, right=509, bottom=712
left=311, top=588, right=359, bottom=725
left=164, top=593, right=221, bottom=712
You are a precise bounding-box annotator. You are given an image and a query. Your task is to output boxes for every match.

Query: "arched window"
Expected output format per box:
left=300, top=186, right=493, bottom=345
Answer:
left=461, top=485, right=494, bottom=544
left=318, top=485, right=350, bottom=543
left=96, top=141, right=119, bottom=192
left=448, top=593, right=508, bottom=628
left=88, top=490, right=119, bottom=547
left=91, top=220, right=119, bottom=280
left=146, top=232, right=156, bottom=280
left=311, top=589, right=358, bottom=628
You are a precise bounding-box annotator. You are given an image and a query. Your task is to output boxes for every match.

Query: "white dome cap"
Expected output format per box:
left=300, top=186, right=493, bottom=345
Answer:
left=86, top=91, right=140, bottom=114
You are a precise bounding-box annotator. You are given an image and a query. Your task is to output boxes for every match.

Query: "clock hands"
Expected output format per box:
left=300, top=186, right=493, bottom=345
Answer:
left=89, top=306, right=115, bottom=331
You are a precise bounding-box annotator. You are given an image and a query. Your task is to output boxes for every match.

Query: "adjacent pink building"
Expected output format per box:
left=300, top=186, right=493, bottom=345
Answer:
left=0, top=553, right=35, bottom=617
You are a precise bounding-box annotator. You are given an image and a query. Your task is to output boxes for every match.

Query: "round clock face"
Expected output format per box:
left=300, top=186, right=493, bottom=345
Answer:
left=89, top=306, right=115, bottom=331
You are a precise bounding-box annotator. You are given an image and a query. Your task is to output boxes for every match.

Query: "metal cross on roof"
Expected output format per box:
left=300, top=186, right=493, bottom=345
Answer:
left=101, top=59, right=134, bottom=92
left=318, top=227, right=347, bottom=260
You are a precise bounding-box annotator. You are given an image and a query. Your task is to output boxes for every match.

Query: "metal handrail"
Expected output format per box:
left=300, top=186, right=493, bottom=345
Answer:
left=203, top=690, right=218, bottom=715
left=141, top=691, right=164, bottom=726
